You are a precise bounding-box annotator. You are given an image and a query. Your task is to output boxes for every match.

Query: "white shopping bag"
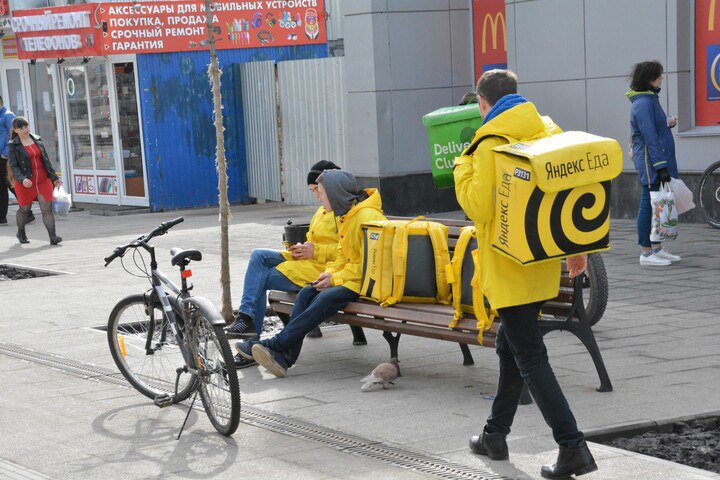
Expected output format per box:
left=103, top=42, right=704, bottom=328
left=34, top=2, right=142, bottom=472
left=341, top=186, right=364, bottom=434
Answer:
left=668, top=178, right=695, bottom=215
left=650, top=183, right=678, bottom=242
left=52, top=185, right=72, bottom=218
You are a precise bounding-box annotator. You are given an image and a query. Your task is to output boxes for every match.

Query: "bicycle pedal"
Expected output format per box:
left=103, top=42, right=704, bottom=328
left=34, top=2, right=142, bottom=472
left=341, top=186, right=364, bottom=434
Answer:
left=153, top=393, right=173, bottom=408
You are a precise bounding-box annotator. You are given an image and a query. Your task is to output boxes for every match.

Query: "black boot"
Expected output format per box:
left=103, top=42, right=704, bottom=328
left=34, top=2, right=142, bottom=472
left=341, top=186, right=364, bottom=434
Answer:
left=540, top=441, right=597, bottom=479
left=17, top=229, right=29, bottom=244
left=469, top=429, right=509, bottom=460
left=49, top=233, right=62, bottom=245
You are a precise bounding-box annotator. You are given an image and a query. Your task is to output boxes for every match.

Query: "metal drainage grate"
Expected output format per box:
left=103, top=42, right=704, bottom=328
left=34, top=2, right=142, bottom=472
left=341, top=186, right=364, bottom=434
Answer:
left=0, top=342, right=509, bottom=480
left=0, top=264, right=68, bottom=282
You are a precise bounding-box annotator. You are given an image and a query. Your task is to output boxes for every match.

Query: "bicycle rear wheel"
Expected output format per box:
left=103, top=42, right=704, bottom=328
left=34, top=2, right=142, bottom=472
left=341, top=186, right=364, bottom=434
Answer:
left=190, top=312, right=240, bottom=436
left=108, top=294, right=196, bottom=402
left=698, top=160, right=720, bottom=229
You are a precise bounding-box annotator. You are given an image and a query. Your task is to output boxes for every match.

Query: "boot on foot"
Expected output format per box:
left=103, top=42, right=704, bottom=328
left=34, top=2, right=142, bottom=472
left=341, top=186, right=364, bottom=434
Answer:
left=469, top=429, right=509, bottom=461
left=49, top=234, right=62, bottom=245
left=17, top=230, right=29, bottom=244
left=540, top=441, right=597, bottom=479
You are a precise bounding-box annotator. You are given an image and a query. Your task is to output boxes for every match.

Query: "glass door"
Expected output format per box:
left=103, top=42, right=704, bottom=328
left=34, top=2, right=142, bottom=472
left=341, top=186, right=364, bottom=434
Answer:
left=61, top=63, right=119, bottom=203
left=113, top=62, right=147, bottom=205
left=28, top=62, right=62, bottom=180
left=3, top=68, right=26, bottom=117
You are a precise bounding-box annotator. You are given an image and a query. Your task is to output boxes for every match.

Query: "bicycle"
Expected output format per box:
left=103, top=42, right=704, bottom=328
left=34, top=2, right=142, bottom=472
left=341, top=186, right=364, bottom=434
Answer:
left=698, top=160, right=720, bottom=229
left=104, top=217, right=240, bottom=436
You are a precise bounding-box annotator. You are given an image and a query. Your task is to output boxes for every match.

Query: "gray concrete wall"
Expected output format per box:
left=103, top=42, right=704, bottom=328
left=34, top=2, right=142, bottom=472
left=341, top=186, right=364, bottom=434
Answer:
left=507, top=0, right=714, bottom=175
left=343, top=0, right=473, bottom=179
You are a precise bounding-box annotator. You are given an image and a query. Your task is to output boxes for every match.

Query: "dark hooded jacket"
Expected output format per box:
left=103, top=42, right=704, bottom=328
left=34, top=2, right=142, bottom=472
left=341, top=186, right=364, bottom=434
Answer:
left=321, top=171, right=385, bottom=293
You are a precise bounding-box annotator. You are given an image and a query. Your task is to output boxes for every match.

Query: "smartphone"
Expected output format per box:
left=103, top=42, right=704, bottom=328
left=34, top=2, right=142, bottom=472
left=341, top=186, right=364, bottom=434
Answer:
left=305, top=282, right=315, bottom=286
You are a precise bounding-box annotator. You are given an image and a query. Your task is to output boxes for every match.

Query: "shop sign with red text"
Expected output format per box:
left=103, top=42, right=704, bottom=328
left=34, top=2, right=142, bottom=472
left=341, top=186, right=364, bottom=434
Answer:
left=11, top=4, right=104, bottom=60
left=472, top=0, right=507, bottom=84
left=2, top=36, right=18, bottom=58
left=100, top=0, right=326, bottom=55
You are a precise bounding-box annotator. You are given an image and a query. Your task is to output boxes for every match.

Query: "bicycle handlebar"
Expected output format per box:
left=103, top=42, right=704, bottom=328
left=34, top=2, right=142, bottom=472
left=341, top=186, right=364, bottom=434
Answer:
left=104, top=217, right=184, bottom=266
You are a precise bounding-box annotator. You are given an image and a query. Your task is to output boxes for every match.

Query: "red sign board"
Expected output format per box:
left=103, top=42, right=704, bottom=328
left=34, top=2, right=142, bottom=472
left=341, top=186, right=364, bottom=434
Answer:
left=11, top=0, right=325, bottom=59
left=472, top=0, right=508, bottom=84
left=100, top=0, right=325, bottom=55
left=2, top=36, right=18, bottom=59
left=695, top=0, right=720, bottom=126
left=11, top=4, right=104, bottom=60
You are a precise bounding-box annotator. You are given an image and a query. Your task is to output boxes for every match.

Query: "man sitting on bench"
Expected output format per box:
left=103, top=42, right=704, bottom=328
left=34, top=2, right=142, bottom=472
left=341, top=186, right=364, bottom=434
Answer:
left=226, top=160, right=342, bottom=368
left=235, top=170, right=386, bottom=377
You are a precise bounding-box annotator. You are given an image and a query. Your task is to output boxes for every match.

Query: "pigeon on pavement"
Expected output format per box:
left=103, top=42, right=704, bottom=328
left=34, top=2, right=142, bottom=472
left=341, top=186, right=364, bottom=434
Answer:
left=361, top=358, right=400, bottom=391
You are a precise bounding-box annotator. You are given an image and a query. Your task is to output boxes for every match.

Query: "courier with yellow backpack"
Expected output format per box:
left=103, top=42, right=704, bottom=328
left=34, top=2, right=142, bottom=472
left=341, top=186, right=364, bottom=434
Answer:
left=454, top=69, right=621, bottom=480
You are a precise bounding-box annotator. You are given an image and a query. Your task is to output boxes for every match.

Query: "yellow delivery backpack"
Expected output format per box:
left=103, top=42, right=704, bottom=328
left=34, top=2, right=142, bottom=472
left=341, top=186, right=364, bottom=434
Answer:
left=446, top=226, right=497, bottom=342
left=360, top=217, right=452, bottom=307
left=490, top=131, right=622, bottom=265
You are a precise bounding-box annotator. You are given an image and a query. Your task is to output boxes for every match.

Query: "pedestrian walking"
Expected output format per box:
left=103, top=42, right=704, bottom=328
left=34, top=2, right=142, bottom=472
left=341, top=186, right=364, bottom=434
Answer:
left=8, top=116, right=62, bottom=245
left=454, top=69, right=597, bottom=479
left=627, top=60, right=681, bottom=266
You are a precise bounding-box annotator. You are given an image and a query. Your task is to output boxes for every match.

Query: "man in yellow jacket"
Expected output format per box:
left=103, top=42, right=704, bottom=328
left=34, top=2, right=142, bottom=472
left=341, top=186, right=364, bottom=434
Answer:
left=454, top=70, right=596, bottom=480
left=226, top=161, right=341, bottom=359
left=236, top=170, right=386, bottom=377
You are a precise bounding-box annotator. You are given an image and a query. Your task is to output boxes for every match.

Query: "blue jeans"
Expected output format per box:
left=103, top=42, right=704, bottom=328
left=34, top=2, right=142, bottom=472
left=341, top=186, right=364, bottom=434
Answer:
left=260, top=285, right=358, bottom=367
left=637, top=183, right=661, bottom=248
left=486, top=301, right=584, bottom=447
left=239, top=249, right=301, bottom=334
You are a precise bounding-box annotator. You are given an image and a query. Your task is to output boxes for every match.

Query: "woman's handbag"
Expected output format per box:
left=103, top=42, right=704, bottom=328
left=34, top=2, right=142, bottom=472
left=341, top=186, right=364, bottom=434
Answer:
left=650, top=183, right=678, bottom=242
left=668, top=178, right=695, bottom=215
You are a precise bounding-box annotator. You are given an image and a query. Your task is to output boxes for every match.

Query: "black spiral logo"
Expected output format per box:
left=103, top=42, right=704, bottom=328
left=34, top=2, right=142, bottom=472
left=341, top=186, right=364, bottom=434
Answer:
left=525, top=181, right=611, bottom=260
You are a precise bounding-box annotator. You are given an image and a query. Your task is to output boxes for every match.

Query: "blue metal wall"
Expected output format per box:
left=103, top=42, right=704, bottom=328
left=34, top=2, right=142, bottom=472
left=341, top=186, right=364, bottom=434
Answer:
left=136, top=44, right=328, bottom=211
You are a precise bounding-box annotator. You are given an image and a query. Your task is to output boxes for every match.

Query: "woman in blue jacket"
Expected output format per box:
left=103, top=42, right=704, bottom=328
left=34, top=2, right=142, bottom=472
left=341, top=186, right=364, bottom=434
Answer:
left=627, top=60, right=681, bottom=267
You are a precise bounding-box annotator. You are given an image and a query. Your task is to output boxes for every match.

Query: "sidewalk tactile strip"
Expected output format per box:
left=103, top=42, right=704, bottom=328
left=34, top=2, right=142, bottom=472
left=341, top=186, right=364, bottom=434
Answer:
left=0, top=342, right=509, bottom=480
left=0, top=458, right=55, bottom=480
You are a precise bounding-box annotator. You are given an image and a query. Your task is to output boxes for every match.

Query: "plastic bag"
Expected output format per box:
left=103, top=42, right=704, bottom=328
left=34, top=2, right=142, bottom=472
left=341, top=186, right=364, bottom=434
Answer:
left=52, top=185, right=71, bottom=218
left=650, top=183, right=678, bottom=242
left=668, top=178, right=695, bottom=215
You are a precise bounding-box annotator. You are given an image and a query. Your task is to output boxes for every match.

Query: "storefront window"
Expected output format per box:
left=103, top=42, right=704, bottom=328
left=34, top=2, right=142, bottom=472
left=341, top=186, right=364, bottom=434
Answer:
left=4, top=69, right=25, bottom=117
left=114, top=63, right=145, bottom=197
left=63, top=66, right=92, bottom=170
left=87, top=64, right=114, bottom=170
left=28, top=62, right=60, bottom=173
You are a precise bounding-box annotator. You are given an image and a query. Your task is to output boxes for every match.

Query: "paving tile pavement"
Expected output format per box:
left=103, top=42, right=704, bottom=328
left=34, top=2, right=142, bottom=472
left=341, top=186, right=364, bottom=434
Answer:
left=1, top=203, right=720, bottom=479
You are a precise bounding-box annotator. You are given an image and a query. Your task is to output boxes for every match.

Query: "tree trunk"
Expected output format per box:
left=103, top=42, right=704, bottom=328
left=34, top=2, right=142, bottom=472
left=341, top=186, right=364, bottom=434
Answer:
left=204, top=0, right=233, bottom=323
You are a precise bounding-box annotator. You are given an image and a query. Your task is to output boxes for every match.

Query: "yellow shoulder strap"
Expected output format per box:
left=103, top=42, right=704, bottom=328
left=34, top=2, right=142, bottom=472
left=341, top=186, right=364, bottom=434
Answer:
left=448, top=226, right=474, bottom=328
left=427, top=225, right=451, bottom=304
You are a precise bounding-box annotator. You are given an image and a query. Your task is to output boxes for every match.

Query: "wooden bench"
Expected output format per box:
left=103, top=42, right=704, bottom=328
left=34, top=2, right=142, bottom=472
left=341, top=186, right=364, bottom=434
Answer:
left=268, top=217, right=613, bottom=397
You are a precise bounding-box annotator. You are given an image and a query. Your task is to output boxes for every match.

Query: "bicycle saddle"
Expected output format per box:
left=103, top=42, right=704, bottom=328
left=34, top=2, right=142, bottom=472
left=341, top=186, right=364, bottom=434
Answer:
left=170, top=248, right=202, bottom=266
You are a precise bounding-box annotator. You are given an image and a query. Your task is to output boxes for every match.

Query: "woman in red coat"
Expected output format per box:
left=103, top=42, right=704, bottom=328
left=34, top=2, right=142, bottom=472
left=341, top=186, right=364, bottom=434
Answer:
left=8, top=116, right=62, bottom=245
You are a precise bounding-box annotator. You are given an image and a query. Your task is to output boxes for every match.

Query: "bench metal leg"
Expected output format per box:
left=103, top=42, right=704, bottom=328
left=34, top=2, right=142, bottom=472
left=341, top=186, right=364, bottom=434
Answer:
left=382, top=330, right=402, bottom=376
left=277, top=312, right=290, bottom=326
left=350, top=326, right=367, bottom=346
left=519, top=382, right=533, bottom=405
left=459, top=343, right=474, bottom=366
left=569, top=276, right=613, bottom=393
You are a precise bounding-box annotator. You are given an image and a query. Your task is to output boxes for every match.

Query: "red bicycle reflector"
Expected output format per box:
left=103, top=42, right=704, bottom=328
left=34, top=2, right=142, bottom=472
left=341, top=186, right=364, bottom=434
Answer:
left=181, top=269, right=193, bottom=278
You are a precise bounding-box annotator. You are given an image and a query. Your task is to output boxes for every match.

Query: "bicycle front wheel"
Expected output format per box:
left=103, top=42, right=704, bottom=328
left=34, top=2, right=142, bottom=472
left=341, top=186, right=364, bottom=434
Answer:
left=698, top=160, right=720, bottom=229
left=108, top=294, right=196, bottom=402
left=190, top=312, right=240, bottom=436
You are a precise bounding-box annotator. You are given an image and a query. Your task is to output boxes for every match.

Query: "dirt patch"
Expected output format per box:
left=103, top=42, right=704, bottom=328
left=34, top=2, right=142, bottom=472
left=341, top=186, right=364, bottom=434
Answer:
left=0, top=265, right=58, bottom=281
left=604, top=417, right=720, bottom=474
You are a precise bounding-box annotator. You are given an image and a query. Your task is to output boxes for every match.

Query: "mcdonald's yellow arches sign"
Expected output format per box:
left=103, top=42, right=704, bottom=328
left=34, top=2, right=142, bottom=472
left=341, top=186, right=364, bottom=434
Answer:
left=472, top=0, right=507, bottom=82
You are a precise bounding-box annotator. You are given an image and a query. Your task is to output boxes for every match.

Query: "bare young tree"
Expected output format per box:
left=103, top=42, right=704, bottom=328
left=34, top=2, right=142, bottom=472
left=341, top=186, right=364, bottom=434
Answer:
left=204, top=0, right=233, bottom=322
